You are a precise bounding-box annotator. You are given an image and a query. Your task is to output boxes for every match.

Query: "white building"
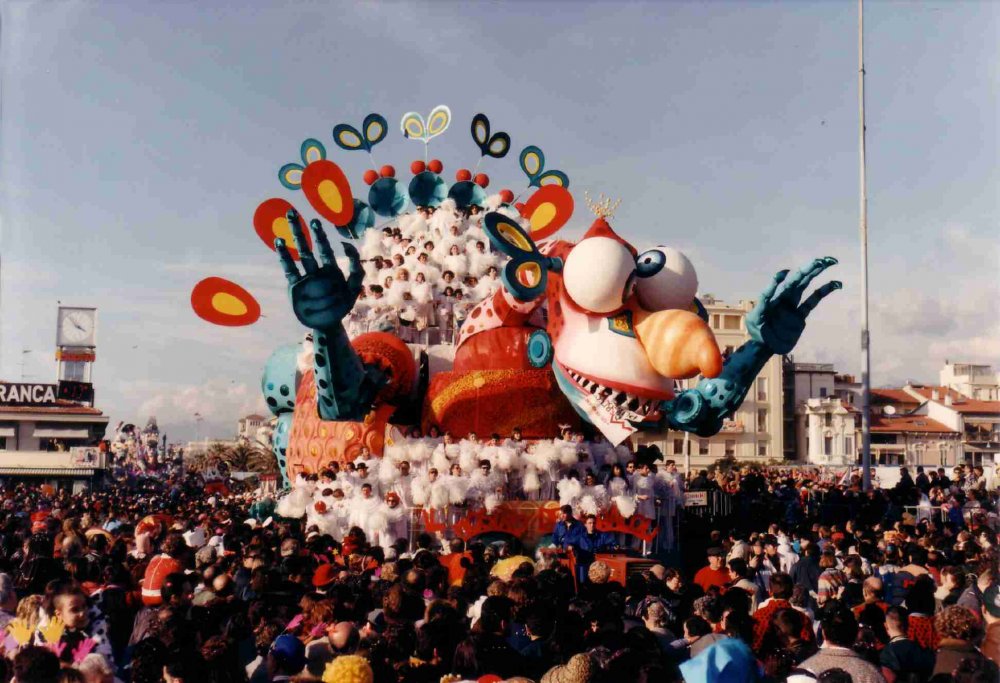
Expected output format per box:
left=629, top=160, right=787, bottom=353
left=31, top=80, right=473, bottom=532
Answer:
left=939, top=361, right=1000, bottom=401
left=237, top=414, right=267, bottom=441
left=796, top=397, right=857, bottom=465
left=637, top=296, right=783, bottom=467
left=903, top=385, right=1000, bottom=467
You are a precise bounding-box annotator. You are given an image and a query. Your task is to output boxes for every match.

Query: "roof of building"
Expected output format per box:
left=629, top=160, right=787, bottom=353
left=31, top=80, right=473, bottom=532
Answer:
left=0, top=401, right=105, bottom=417
left=870, top=388, right=921, bottom=406
left=241, top=414, right=267, bottom=421
left=907, top=385, right=1000, bottom=415
left=0, top=468, right=95, bottom=477
left=870, top=415, right=958, bottom=434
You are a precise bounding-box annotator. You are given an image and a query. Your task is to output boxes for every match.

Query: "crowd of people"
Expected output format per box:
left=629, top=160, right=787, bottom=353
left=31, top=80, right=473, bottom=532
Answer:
left=348, top=198, right=511, bottom=344
left=273, top=430, right=683, bottom=555
left=0, top=456, right=994, bottom=683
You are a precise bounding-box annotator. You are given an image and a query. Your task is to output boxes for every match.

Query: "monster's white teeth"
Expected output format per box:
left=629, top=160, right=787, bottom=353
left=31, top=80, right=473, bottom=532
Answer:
left=568, top=367, right=661, bottom=421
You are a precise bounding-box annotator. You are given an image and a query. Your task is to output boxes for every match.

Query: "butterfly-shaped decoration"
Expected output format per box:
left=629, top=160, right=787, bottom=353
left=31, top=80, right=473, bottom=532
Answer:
left=191, top=277, right=262, bottom=327
left=400, top=105, right=451, bottom=143
left=514, top=185, right=575, bottom=241
left=253, top=198, right=312, bottom=259
left=483, top=212, right=563, bottom=302
left=332, top=113, right=389, bottom=153
left=277, top=139, right=356, bottom=227
left=519, top=145, right=570, bottom=188
left=470, top=113, right=511, bottom=159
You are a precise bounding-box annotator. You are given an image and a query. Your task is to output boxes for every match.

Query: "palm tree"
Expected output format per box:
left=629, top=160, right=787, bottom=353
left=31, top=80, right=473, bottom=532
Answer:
left=219, top=441, right=278, bottom=474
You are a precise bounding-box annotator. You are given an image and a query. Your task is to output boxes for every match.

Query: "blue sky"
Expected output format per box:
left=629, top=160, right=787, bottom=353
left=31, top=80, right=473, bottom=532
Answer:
left=1, top=1, right=997, bottom=441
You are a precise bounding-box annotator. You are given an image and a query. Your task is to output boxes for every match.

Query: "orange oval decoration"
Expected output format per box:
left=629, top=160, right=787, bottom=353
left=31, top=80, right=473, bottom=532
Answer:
left=301, top=160, right=355, bottom=226
left=253, top=198, right=311, bottom=259
left=517, top=185, right=574, bottom=240
left=191, top=277, right=261, bottom=327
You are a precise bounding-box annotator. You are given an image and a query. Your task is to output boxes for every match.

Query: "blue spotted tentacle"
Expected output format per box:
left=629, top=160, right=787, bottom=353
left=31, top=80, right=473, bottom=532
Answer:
left=272, top=412, right=294, bottom=487
left=662, top=340, right=772, bottom=437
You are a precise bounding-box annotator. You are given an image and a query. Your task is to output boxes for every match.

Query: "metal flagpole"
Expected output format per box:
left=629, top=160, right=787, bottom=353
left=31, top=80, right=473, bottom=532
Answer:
left=859, top=0, right=873, bottom=492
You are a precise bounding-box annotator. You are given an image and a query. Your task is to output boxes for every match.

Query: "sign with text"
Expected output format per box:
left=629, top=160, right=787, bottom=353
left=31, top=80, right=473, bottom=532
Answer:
left=0, top=383, right=58, bottom=406
left=57, top=381, right=94, bottom=404
left=684, top=491, right=709, bottom=507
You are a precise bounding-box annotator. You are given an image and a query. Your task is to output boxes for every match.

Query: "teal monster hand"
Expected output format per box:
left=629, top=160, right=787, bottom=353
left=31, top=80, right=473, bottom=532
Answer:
left=275, top=209, right=363, bottom=332
left=746, top=257, right=842, bottom=355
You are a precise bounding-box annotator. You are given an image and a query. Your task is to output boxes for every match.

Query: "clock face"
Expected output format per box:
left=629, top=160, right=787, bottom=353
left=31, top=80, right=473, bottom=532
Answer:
left=58, top=309, right=96, bottom=346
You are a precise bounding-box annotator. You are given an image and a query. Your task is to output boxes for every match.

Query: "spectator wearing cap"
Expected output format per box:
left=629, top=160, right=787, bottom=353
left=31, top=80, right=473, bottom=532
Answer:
left=267, top=633, right=306, bottom=682
left=694, top=548, right=730, bottom=593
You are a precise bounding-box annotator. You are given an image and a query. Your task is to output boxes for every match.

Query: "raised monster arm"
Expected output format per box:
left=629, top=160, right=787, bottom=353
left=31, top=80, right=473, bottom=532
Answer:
left=663, top=257, right=841, bottom=437
left=275, top=209, right=386, bottom=421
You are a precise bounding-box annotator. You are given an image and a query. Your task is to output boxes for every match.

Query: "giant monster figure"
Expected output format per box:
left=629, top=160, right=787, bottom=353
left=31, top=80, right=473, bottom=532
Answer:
left=246, top=111, right=840, bottom=485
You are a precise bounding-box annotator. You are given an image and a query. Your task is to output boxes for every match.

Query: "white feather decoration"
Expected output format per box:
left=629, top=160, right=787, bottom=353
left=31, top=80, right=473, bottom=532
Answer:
left=411, top=477, right=430, bottom=507
left=557, top=477, right=582, bottom=507
left=523, top=467, right=540, bottom=493
left=484, top=494, right=501, bottom=514
left=614, top=495, right=636, bottom=518
left=559, top=443, right=579, bottom=467
left=447, top=476, right=469, bottom=505
left=431, top=447, right=450, bottom=474
left=429, top=483, right=450, bottom=510
left=579, top=494, right=598, bottom=516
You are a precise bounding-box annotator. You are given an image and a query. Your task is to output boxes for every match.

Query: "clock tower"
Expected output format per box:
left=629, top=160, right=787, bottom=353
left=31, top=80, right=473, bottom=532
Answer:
left=55, top=307, right=97, bottom=400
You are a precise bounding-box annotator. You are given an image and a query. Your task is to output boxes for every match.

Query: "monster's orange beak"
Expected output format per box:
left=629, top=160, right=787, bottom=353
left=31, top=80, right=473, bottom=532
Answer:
left=635, top=309, right=723, bottom=379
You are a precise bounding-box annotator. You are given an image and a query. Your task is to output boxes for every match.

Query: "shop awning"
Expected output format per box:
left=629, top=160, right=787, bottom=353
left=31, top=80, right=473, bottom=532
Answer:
left=32, top=427, right=90, bottom=439
left=0, top=427, right=15, bottom=438
left=0, top=468, right=95, bottom=477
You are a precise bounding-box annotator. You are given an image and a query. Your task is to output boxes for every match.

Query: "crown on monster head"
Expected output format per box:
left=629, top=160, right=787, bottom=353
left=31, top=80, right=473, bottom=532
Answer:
left=584, top=192, right=622, bottom=220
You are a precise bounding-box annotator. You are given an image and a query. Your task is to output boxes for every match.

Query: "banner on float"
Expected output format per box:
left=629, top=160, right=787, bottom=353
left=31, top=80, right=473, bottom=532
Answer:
left=684, top=491, right=708, bottom=507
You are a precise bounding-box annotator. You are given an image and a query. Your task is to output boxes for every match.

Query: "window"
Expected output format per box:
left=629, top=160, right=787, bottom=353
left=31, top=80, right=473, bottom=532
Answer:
left=757, top=409, right=768, bottom=432
left=699, top=440, right=709, bottom=456
left=711, top=314, right=720, bottom=329
left=673, top=438, right=684, bottom=455
left=845, top=437, right=853, bottom=455
left=723, top=346, right=735, bottom=359
left=756, top=376, right=767, bottom=401
left=0, top=437, right=5, bottom=450
left=758, top=442, right=768, bottom=457
left=819, top=387, right=828, bottom=397
left=824, top=413, right=833, bottom=427
left=725, top=440, right=735, bottom=456
left=824, top=436, right=832, bottom=455
left=62, top=361, right=86, bottom=382
left=723, top=315, right=741, bottom=330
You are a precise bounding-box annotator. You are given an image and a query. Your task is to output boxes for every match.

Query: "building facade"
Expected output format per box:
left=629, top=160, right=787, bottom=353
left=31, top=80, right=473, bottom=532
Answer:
left=0, top=382, right=109, bottom=491
left=796, top=397, right=857, bottom=465
left=940, top=361, right=1000, bottom=401
left=637, top=296, right=784, bottom=467
left=237, top=414, right=267, bottom=441
left=904, top=385, right=1000, bottom=467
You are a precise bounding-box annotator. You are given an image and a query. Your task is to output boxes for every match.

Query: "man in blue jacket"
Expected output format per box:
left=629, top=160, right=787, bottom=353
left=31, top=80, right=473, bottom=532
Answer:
left=551, top=505, right=581, bottom=549
left=569, top=514, right=615, bottom=584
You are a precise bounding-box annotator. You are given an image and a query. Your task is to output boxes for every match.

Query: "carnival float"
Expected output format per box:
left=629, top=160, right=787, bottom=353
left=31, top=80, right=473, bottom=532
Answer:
left=191, top=106, right=841, bottom=554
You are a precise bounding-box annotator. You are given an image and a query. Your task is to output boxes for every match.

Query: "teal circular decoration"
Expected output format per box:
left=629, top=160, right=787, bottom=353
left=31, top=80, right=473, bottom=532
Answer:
left=336, top=200, right=376, bottom=239
left=527, top=329, right=553, bottom=368
left=408, top=171, right=448, bottom=208
left=448, top=180, right=487, bottom=209
left=368, top=177, right=408, bottom=217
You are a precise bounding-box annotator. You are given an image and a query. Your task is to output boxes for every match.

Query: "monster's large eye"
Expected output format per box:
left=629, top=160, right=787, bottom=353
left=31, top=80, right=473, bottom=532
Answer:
left=635, top=247, right=698, bottom=311
left=563, top=237, right=635, bottom=313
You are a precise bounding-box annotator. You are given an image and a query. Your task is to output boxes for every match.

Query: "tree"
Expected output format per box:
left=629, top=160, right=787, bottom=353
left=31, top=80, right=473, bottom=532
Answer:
left=219, top=441, right=278, bottom=474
